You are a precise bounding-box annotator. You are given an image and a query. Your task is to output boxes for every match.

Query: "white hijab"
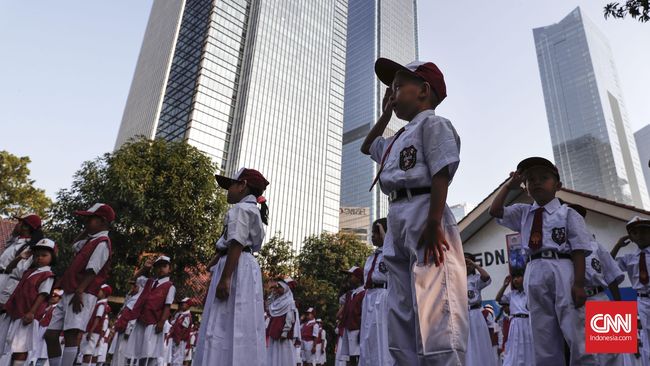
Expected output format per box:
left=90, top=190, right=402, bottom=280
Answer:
left=269, top=281, right=295, bottom=317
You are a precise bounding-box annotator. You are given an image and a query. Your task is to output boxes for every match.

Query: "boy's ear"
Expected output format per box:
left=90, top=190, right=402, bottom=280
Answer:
left=556, top=181, right=563, bottom=190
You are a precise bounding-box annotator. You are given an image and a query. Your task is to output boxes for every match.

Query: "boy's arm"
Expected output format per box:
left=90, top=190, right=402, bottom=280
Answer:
left=608, top=282, right=622, bottom=301
left=417, top=168, right=451, bottom=266
left=495, top=278, right=509, bottom=305
left=571, top=250, right=587, bottom=308
left=23, top=293, right=47, bottom=325
left=156, top=305, right=171, bottom=334
left=360, top=88, right=393, bottom=155
left=216, top=242, right=243, bottom=300
left=132, top=259, right=153, bottom=280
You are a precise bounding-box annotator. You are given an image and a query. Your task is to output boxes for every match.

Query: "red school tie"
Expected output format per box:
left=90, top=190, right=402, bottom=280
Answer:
left=364, top=252, right=380, bottom=289
left=529, top=208, right=544, bottom=251
left=640, top=252, right=649, bottom=285
left=369, top=127, right=406, bottom=191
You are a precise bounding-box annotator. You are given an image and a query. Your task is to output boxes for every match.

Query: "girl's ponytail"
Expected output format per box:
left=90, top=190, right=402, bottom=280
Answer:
left=257, top=195, right=269, bottom=225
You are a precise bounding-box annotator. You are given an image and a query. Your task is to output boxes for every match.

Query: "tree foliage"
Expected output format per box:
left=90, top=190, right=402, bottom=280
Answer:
left=605, top=1, right=650, bottom=22
left=258, top=235, right=295, bottom=282
left=0, top=151, right=52, bottom=218
left=47, top=138, right=228, bottom=297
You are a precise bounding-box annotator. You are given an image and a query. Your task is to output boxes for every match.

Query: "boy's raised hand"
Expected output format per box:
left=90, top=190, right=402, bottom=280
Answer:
left=507, top=171, right=525, bottom=190
left=382, top=87, right=394, bottom=117
left=417, top=221, right=449, bottom=266
left=503, top=275, right=511, bottom=287
left=616, top=235, right=631, bottom=248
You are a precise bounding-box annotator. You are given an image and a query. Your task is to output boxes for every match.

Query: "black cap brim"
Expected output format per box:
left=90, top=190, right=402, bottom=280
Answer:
left=516, top=157, right=560, bottom=179
left=215, top=175, right=238, bottom=190
left=375, top=58, right=411, bottom=86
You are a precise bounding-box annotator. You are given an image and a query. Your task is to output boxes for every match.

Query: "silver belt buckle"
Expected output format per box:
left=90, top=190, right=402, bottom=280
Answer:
left=541, top=251, right=554, bottom=259
left=389, top=191, right=398, bottom=202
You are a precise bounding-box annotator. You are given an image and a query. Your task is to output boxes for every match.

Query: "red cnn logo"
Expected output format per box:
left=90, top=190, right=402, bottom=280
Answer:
left=586, top=301, right=637, bottom=354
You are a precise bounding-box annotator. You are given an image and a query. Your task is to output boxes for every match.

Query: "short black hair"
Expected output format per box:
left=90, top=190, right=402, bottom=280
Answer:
left=394, top=70, right=439, bottom=108
left=32, top=246, right=56, bottom=267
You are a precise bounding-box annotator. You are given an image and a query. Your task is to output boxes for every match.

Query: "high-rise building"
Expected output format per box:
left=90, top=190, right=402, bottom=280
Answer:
left=340, top=0, right=418, bottom=226
left=533, top=7, right=650, bottom=209
left=339, top=207, right=371, bottom=243
left=635, top=125, right=650, bottom=199
left=450, top=203, right=468, bottom=222
left=115, top=0, right=348, bottom=250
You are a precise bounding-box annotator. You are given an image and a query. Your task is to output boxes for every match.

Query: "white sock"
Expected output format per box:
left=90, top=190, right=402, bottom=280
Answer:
left=61, top=347, right=79, bottom=366
left=12, top=361, right=25, bottom=366
left=49, top=357, right=62, bottom=366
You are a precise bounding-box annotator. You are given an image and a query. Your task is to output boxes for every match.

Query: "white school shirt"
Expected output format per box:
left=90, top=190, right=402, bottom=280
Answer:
left=496, top=198, right=593, bottom=255
left=31, top=265, right=54, bottom=294
left=215, top=195, right=265, bottom=252
left=0, top=237, right=28, bottom=270
left=502, top=290, right=528, bottom=315
left=585, top=241, right=625, bottom=289
left=467, top=273, right=491, bottom=306
left=95, top=298, right=108, bottom=317
left=136, top=276, right=176, bottom=304
left=363, top=247, right=388, bottom=285
left=616, top=246, right=650, bottom=292
left=304, top=319, right=320, bottom=339
left=72, top=230, right=110, bottom=274
left=369, top=110, right=460, bottom=219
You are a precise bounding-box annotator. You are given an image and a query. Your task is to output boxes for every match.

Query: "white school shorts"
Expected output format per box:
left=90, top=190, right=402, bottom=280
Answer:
left=48, top=293, right=98, bottom=331
left=80, top=333, right=101, bottom=356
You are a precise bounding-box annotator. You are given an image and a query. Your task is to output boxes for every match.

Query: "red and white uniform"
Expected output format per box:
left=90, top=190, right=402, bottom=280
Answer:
left=0, top=266, right=54, bottom=364
left=169, top=310, right=192, bottom=366
left=124, top=276, right=176, bottom=362
left=338, top=286, right=365, bottom=359
left=266, top=281, right=297, bottom=366
left=301, top=319, right=321, bottom=365
left=110, top=289, right=143, bottom=366
left=194, top=194, right=266, bottom=366
left=359, top=248, right=391, bottom=366
left=49, top=231, right=111, bottom=331
left=80, top=298, right=111, bottom=356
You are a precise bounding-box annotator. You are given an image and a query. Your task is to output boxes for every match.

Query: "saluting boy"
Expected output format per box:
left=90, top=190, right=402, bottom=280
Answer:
left=489, top=157, right=597, bottom=365
left=360, top=58, right=468, bottom=365
left=45, top=203, right=115, bottom=366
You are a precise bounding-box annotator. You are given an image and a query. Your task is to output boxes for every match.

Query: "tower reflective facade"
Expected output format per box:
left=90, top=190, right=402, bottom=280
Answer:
left=116, top=0, right=348, bottom=249
left=533, top=7, right=650, bottom=209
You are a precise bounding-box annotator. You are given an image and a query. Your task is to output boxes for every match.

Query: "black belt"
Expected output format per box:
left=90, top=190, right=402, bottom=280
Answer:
left=469, top=304, right=482, bottom=310
left=639, top=293, right=649, bottom=298
left=529, top=250, right=572, bottom=261
left=366, top=283, right=387, bottom=289
left=512, top=313, right=529, bottom=318
left=217, top=246, right=252, bottom=256
left=388, top=187, right=431, bottom=203
left=585, top=286, right=605, bottom=297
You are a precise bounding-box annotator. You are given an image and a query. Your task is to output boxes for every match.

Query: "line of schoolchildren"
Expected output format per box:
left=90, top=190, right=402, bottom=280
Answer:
left=0, top=206, right=203, bottom=366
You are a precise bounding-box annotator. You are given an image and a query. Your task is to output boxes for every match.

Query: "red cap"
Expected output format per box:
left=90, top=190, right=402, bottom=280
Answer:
left=341, top=266, right=364, bottom=280
left=216, top=168, right=269, bottom=192
left=18, top=214, right=42, bottom=230
left=375, top=58, right=447, bottom=103
left=74, top=203, right=115, bottom=223
left=100, top=284, right=112, bottom=297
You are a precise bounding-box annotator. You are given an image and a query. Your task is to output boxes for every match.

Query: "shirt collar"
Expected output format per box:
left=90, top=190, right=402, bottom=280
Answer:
left=240, top=194, right=257, bottom=204
left=97, top=298, right=108, bottom=304
left=155, top=276, right=170, bottom=285
left=403, top=109, right=436, bottom=131
left=89, top=230, right=109, bottom=238
left=530, top=197, right=561, bottom=214
left=374, top=247, right=383, bottom=254
left=31, top=266, right=51, bottom=275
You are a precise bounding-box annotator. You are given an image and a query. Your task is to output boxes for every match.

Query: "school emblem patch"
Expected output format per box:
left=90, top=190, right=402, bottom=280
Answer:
left=399, top=145, right=417, bottom=171
left=551, top=227, right=566, bottom=244
left=378, top=262, right=387, bottom=273
left=591, top=258, right=602, bottom=273
left=467, top=290, right=476, bottom=300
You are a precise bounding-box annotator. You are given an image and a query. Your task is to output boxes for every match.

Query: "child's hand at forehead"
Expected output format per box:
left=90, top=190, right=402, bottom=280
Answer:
left=507, top=171, right=524, bottom=190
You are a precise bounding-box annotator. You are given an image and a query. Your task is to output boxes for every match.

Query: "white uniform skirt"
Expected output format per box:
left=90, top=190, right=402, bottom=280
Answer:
left=359, top=287, right=391, bottom=366
left=127, top=322, right=166, bottom=360
left=171, top=341, right=187, bottom=366
left=502, top=316, right=534, bottom=366
left=194, top=252, right=266, bottom=366
left=0, top=317, right=41, bottom=366
left=466, top=308, right=498, bottom=366
left=335, top=336, right=349, bottom=366
left=267, top=338, right=294, bottom=366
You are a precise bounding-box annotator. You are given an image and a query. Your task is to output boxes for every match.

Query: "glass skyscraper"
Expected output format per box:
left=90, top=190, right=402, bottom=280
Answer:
left=340, top=0, right=418, bottom=225
left=635, top=125, right=650, bottom=200
left=534, top=7, right=650, bottom=209
left=115, top=0, right=347, bottom=249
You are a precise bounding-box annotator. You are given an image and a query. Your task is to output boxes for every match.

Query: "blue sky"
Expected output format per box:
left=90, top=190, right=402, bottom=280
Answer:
left=1, top=1, right=649, bottom=210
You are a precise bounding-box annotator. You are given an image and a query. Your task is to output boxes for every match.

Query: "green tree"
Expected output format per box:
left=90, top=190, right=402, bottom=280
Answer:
left=293, top=232, right=373, bottom=360
left=0, top=151, right=52, bottom=218
left=258, top=235, right=295, bottom=282
left=47, top=138, right=228, bottom=298
left=605, top=1, right=650, bottom=22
